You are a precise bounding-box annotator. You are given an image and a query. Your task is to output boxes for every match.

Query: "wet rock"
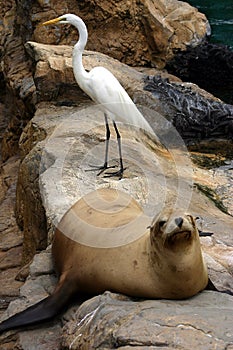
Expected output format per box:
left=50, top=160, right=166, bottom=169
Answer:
left=144, top=75, right=233, bottom=147
left=166, top=41, right=233, bottom=104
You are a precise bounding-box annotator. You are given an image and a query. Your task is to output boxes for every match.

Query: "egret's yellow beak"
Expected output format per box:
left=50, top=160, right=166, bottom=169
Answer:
left=42, top=17, right=61, bottom=26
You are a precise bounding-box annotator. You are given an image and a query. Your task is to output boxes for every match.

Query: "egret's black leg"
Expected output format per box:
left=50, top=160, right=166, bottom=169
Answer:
left=104, top=121, right=126, bottom=179
left=86, top=113, right=116, bottom=174
left=113, top=121, right=124, bottom=173
left=103, top=113, right=110, bottom=168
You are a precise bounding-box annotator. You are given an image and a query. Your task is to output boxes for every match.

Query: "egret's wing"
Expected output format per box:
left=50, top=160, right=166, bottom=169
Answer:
left=84, top=67, right=154, bottom=134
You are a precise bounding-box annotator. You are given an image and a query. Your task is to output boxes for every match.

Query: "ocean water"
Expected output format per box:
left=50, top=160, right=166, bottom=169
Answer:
left=187, top=0, right=233, bottom=49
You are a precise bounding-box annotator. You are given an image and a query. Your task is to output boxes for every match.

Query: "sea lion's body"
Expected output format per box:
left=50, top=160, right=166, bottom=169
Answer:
left=53, top=188, right=208, bottom=299
left=53, top=232, right=207, bottom=299
left=0, top=188, right=211, bottom=333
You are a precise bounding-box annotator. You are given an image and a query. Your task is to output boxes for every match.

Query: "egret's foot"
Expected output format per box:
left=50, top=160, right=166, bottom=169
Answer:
left=104, top=167, right=126, bottom=180
left=85, top=163, right=117, bottom=176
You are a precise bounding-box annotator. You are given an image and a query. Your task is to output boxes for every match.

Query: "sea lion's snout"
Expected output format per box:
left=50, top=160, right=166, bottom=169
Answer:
left=164, top=215, right=196, bottom=247
left=157, top=214, right=193, bottom=234
left=151, top=212, right=197, bottom=248
left=175, top=217, right=183, bottom=228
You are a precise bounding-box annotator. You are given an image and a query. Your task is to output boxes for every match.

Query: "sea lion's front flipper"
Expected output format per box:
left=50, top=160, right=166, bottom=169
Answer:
left=206, top=278, right=233, bottom=296
left=0, top=273, right=74, bottom=334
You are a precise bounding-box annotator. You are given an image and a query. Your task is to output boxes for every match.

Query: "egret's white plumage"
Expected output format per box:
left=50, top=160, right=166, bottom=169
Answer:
left=43, top=14, right=155, bottom=178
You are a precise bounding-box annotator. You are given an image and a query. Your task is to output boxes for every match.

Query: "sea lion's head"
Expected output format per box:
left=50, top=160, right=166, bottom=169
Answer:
left=150, top=209, right=199, bottom=252
left=149, top=209, right=208, bottom=298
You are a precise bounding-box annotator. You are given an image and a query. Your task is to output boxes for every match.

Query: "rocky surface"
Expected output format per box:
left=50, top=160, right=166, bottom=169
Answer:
left=166, top=41, right=233, bottom=104
left=0, top=1, right=232, bottom=349
left=144, top=75, right=233, bottom=145
left=62, top=291, right=233, bottom=350
left=0, top=0, right=209, bottom=162
left=0, top=156, right=24, bottom=349
left=22, top=0, right=209, bottom=68
left=0, top=42, right=233, bottom=349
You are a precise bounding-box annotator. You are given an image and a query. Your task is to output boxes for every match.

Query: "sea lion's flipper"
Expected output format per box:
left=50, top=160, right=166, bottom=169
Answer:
left=206, top=278, right=233, bottom=296
left=0, top=274, right=74, bottom=334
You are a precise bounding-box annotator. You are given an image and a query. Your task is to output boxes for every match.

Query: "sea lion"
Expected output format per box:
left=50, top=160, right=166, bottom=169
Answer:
left=0, top=188, right=231, bottom=334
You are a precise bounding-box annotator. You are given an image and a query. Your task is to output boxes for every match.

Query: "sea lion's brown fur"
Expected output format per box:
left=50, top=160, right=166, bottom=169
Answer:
left=53, top=188, right=208, bottom=300
left=0, top=188, right=209, bottom=333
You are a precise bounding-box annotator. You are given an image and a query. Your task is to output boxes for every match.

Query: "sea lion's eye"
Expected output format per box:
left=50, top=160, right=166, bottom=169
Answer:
left=159, top=220, right=166, bottom=228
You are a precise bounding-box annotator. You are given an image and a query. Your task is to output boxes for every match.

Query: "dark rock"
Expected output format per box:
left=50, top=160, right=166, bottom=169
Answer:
left=166, top=41, right=233, bottom=104
left=144, top=75, right=233, bottom=148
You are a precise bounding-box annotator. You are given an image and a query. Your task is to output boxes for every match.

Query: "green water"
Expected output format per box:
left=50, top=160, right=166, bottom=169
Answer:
left=187, top=0, right=233, bottom=48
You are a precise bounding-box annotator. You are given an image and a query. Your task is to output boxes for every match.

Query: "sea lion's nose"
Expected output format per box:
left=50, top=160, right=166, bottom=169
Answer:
left=175, top=217, right=183, bottom=228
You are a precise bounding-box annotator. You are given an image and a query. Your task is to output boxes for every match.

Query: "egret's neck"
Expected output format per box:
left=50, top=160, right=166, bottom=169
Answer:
left=72, top=18, right=88, bottom=81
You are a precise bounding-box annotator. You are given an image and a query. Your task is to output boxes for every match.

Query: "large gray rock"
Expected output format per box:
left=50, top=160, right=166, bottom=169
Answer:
left=62, top=291, right=233, bottom=350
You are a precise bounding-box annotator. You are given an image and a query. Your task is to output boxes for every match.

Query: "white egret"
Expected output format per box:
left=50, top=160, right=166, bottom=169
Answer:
left=43, top=14, right=155, bottom=179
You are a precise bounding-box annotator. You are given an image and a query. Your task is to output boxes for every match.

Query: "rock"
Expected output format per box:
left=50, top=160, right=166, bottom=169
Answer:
left=0, top=0, right=209, bottom=161
left=32, top=0, right=210, bottom=68
left=1, top=39, right=232, bottom=350
left=16, top=142, right=48, bottom=265
left=0, top=1, right=36, bottom=161
left=0, top=2, right=232, bottom=350
left=17, top=41, right=173, bottom=260
left=144, top=75, right=233, bottom=146
left=0, top=156, right=24, bottom=316
left=166, top=41, right=233, bottom=104
left=24, top=42, right=233, bottom=156
left=24, top=41, right=146, bottom=103
left=0, top=268, right=23, bottom=310
left=0, top=249, right=59, bottom=350
left=61, top=291, right=233, bottom=349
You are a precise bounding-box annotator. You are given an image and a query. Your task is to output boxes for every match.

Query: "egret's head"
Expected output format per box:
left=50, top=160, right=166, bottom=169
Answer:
left=42, top=14, right=82, bottom=27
